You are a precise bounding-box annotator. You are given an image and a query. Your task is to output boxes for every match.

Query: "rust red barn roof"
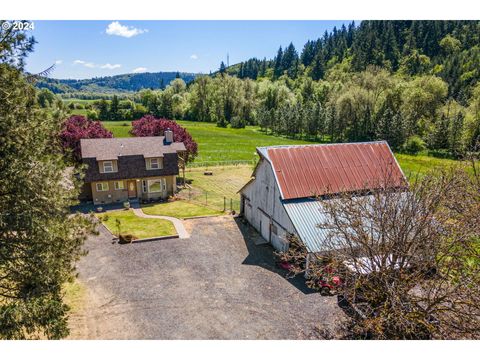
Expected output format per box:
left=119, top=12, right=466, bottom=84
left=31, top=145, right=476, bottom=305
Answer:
left=265, top=141, right=406, bottom=200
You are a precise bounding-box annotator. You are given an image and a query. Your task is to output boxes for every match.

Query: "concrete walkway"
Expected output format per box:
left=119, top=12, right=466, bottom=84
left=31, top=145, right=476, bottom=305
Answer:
left=132, top=207, right=190, bottom=239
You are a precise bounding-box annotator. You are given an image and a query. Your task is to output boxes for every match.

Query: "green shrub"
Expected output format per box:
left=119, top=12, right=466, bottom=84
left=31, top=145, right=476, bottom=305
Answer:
left=402, top=135, right=426, bottom=155
left=86, top=109, right=99, bottom=120
left=230, top=116, right=246, bottom=129
left=118, top=234, right=138, bottom=244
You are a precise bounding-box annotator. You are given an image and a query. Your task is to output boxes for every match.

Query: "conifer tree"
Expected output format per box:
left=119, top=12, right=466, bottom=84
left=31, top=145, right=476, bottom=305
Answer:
left=0, top=31, right=91, bottom=338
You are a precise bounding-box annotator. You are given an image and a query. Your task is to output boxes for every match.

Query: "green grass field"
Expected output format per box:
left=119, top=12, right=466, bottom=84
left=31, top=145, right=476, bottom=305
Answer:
left=62, top=98, right=98, bottom=104
left=179, top=165, right=253, bottom=212
left=101, top=120, right=463, bottom=177
left=395, top=153, right=462, bottom=178
left=98, top=210, right=177, bottom=238
left=103, top=120, right=316, bottom=163
left=102, top=121, right=133, bottom=137
left=141, top=200, right=223, bottom=218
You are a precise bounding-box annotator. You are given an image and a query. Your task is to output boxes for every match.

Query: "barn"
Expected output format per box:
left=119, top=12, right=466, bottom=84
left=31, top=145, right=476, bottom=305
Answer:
left=238, top=141, right=407, bottom=253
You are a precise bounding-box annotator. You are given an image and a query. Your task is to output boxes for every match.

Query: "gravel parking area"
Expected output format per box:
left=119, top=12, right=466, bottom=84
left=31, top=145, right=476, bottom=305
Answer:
left=70, top=216, right=343, bottom=339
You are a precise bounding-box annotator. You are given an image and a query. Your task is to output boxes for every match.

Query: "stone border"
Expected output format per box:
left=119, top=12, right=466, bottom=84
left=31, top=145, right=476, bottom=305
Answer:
left=99, top=223, right=179, bottom=244
left=131, top=234, right=180, bottom=243
left=182, top=214, right=227, bottom=220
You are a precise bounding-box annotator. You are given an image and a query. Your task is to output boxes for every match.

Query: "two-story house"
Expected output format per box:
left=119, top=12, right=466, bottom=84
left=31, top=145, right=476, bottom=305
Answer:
left=80, top=130, right=186, bottom=205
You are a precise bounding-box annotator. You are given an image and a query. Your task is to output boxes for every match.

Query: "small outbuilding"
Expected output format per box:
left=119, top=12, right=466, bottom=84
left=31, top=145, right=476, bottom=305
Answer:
left=238, top=141, right=407, bottom=253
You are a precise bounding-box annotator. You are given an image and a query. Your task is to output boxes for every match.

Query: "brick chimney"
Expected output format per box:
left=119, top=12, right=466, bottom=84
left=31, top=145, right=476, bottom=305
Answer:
left=164, top=128, right=173, bottom=144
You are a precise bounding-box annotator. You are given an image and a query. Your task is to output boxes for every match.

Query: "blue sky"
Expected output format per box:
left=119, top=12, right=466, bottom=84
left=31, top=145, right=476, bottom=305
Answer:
left=25, top=20, right=353, bottom=79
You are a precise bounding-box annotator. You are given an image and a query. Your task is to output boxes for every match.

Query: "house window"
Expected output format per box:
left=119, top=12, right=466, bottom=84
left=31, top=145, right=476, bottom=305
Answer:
left=114, top=181, right=125, bottom=190
left=162, top=178, right=167, bottom=191
left=147, top=179, right=162, bottom=193
left=150, top=158, right=159, bottom=169
left=147, top=158, right=163, bottom=170
left=96, top=182, right=109, bottom=192
left=103, top=161, right=114, bottom=173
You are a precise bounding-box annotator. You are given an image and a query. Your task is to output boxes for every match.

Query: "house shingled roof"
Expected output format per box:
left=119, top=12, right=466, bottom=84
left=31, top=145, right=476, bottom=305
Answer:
left=80, top=136, right=186, bottom=161
left=265, top=141, right=407, bottom=200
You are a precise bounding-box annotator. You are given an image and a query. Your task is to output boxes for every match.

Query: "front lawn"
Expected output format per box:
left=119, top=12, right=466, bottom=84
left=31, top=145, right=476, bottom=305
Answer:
left=141, top=200, right=223, bottom=218
left=97, top=209, right=176, bottom=239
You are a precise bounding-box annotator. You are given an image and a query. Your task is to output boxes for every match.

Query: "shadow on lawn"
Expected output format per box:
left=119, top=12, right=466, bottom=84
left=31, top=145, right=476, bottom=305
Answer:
left=233, top=217, right=317, bottom=295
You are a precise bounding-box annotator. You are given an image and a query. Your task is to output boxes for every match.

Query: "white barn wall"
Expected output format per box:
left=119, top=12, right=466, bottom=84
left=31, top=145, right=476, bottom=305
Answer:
left=241, top=157, right=296, bottom=251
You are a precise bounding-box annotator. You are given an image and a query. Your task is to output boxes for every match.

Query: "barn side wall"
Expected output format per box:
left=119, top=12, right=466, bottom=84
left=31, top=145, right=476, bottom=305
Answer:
left=241, top=158, right=296, bottom=251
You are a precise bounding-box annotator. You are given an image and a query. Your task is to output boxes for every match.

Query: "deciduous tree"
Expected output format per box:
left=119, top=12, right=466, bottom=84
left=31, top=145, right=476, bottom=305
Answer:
left=130, top=115, right=198, bottom=163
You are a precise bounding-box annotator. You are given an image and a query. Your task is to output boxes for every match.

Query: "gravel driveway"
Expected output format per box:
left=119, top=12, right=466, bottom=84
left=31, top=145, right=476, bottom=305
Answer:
left=70, top=216, right=343, bottom=339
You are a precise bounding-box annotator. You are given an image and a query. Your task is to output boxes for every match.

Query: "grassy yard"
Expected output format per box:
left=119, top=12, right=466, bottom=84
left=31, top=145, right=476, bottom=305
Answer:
left=97, top=209, right=176, bottom=238
left=178, top=165, right=253, bottom=212
left=141, top=200, right=223, bottom=218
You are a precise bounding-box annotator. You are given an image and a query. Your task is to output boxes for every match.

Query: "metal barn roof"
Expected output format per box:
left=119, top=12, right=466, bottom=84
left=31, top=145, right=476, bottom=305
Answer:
left=283, top=192, right=410, bottom=253
left=282, top=198, right=336, bottom=253
left=266, top=141, right=406, bottom=200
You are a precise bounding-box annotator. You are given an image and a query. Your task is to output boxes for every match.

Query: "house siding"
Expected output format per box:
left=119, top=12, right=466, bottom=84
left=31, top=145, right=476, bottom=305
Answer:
left=83, top=153, right=179, bottom=183
left=240, top=158, right=295, bottom=251
left=91, top=175, right=177, bottom=205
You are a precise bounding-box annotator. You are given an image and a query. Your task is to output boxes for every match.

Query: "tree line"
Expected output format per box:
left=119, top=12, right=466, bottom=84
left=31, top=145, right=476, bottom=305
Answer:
left=115, top=68, right=479, bottom=158
left=229, top=21, right=480, bottom=103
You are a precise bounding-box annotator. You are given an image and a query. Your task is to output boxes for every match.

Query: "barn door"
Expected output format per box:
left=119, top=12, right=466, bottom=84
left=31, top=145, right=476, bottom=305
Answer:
left=259, top=212, right=270, bottom=242
left=244, top=199, right=252, bottom=222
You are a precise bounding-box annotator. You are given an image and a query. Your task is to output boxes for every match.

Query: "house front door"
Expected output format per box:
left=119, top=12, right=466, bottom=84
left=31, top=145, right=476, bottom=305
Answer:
left=127, top=180, right=137, bottom=198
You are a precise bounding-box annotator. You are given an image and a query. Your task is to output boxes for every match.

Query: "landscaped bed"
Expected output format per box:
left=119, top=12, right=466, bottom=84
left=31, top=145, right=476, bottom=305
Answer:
left=141, top=200, right=223, bottom=218
left=97, top=210, right=177, bottom=239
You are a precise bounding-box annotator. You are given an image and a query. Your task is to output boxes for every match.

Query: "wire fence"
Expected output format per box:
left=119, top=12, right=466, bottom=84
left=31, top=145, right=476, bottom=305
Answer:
left=186, top=159, right=255, bottom=169
left=177, top=187, right=241, bottom=213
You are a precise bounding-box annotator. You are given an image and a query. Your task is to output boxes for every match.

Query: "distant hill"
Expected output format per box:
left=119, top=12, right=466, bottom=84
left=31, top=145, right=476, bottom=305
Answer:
left=36, top=71, right=199, bottom=94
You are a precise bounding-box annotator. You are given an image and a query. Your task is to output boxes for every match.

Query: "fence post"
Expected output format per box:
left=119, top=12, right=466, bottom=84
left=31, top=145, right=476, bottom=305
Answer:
left=205, top=191, right=208, bottom=206
left=230, top=198, right=233, bottom=212
left=223, top=197, right=226, bottom=212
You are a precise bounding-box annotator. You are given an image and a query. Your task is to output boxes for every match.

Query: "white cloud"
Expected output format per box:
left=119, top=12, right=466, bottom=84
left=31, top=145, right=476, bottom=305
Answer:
left=101, top=63, right=121, bottom=70
left=73, top=59, right=95, bottom=68
left=55, top=59, right=63, bottom=64
left=73, top=60, right=121, bottom=70
left=132, top=67, right=148, bottom=73
left=190, top=54, right=198, bottom=60
left=105, top=21, right=148, bottom=38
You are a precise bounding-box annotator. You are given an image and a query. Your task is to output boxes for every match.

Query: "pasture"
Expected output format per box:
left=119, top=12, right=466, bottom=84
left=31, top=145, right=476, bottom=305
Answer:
left=101, top=119, right=462, bottom=177
left=103, top=120, right=315, bottom=163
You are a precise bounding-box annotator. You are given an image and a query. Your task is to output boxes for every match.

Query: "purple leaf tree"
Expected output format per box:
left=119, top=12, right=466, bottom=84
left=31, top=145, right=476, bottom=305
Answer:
left=130, top=115, right=198, bottom=163
left=60, top=115, right=113, bottom=162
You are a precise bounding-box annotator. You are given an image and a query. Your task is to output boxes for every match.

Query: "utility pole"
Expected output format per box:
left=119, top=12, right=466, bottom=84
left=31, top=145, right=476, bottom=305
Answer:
left=227, top=53, right=229, bottom=68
